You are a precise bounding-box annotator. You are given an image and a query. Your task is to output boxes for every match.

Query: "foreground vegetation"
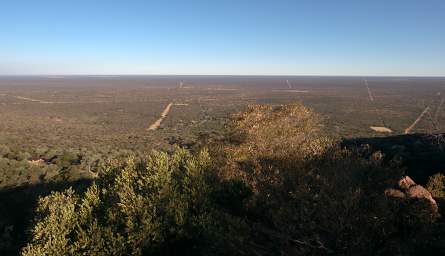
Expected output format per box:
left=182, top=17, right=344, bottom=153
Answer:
left=1, top=103, right=444, bottom=255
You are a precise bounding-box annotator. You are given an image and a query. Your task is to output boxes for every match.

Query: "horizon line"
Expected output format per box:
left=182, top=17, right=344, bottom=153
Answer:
left=1, top=74, right=444, bottom=78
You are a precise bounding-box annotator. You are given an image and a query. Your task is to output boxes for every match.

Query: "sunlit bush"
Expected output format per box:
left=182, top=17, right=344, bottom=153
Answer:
left=229, top=103, right=332, bottom=161
left=22, top=148, right=250, bottom=256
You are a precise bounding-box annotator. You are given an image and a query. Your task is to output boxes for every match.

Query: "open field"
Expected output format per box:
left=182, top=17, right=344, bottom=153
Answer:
left=0, top=76, right=444, bottom=152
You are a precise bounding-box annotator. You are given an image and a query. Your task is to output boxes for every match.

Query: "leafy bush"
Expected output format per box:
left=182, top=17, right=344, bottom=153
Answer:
left=22, top=148, right=251, bottom=256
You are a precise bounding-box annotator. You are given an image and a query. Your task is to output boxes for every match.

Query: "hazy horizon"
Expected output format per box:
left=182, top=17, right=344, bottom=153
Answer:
left=1, top=74, right=444, bottom=78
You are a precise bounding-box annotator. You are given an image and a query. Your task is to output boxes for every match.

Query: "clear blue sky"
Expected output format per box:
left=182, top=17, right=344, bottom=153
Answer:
left=1, top=0, right=444, bottom=76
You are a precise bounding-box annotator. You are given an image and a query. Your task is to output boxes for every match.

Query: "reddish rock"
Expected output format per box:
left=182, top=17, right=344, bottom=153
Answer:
left=387, top=176, right=439, bottom=215
left=407, top=185, right=439, bottom=212
left=398, top=176, right=416, bottom=191
left=385, top=188, right=406, bottom=199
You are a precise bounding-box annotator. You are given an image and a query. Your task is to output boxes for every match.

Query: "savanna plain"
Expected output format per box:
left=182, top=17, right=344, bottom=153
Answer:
left=1, top=76, right=444, bottom=255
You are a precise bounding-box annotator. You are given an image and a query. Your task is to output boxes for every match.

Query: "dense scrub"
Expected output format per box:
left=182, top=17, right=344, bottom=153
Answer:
left=22, top=149, right=251, bottom=255
left=5, top=103, right=445, bottom=255
left=0, top=145, right=137, bottom=188
left=0, top=146, right=138, bottom=254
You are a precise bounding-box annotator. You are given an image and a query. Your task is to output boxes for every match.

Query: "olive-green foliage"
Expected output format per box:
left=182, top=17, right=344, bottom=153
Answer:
left=22, top=148, right=250, bottom=256
left=0, top=145, right=137, bottom=254
left=0, top=145, right=136, bottom=189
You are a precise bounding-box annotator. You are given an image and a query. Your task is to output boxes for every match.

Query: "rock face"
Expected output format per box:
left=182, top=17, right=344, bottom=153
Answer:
left=385, top=176, right=439, bottom=214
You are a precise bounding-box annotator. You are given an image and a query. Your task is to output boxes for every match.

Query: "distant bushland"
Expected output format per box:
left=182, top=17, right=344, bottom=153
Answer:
left=1, top=102, right=444, bottom=255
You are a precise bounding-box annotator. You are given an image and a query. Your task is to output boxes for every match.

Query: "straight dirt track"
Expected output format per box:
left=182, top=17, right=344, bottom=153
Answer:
left=147, top=102, right=173, bottom=131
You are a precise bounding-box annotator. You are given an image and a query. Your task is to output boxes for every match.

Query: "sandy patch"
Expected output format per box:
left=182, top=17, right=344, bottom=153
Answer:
left=14, top=96, right=53, bottom=104
left=206, top=88, right=239, bottom=91
left=272, top=90, right=309, bottom=93
left=28, top=159, right=45, bottom=165
left=370, top=126, right=393, bottom=133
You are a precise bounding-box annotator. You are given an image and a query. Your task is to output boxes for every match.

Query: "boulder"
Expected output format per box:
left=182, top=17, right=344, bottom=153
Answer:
left=384, top=188, right=406, bottom=199
left=398, top=176, right=416, bottom=191
left=407, top=185, right=439, bottom=212
left=386, top=176, right=439, bottom=214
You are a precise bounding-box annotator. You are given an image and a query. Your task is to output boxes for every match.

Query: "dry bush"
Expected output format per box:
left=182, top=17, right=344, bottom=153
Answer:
left=217, top=102, right=438, bottom=255
left=221, top=103, right=333, bottom=191
left=427, top=173, right=445, bottom=218
left=427, top=173, right=445, bottom=199
left=228, top=103, right=332, bottom=161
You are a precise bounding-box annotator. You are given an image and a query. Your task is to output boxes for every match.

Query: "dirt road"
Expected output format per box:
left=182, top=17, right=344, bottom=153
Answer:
left=147, top=102, right=173, bottom=131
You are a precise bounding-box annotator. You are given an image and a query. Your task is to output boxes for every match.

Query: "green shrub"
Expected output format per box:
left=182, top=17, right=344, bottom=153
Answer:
left=22, top=148, right=250, bottom=256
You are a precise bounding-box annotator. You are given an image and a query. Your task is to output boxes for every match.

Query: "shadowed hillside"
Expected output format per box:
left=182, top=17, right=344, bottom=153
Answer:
left=343, top=134, right=445, bottom=185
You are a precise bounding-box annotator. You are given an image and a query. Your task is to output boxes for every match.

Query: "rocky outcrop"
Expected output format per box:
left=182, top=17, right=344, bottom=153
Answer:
left=385, top=176, right=439, bottom=214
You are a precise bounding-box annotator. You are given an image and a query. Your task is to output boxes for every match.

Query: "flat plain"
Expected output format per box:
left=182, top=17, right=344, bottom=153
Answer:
left=1, top=75, right=445, bottom=255
left=1, top=76, right=444, bottom=152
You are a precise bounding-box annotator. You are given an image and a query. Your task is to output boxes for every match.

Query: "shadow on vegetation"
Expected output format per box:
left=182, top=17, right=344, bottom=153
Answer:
left=3, top=103, right=445, bottom=255
left=0, top=179, right=92, bottom=255
left=343, top=133, right=445, bottom=185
